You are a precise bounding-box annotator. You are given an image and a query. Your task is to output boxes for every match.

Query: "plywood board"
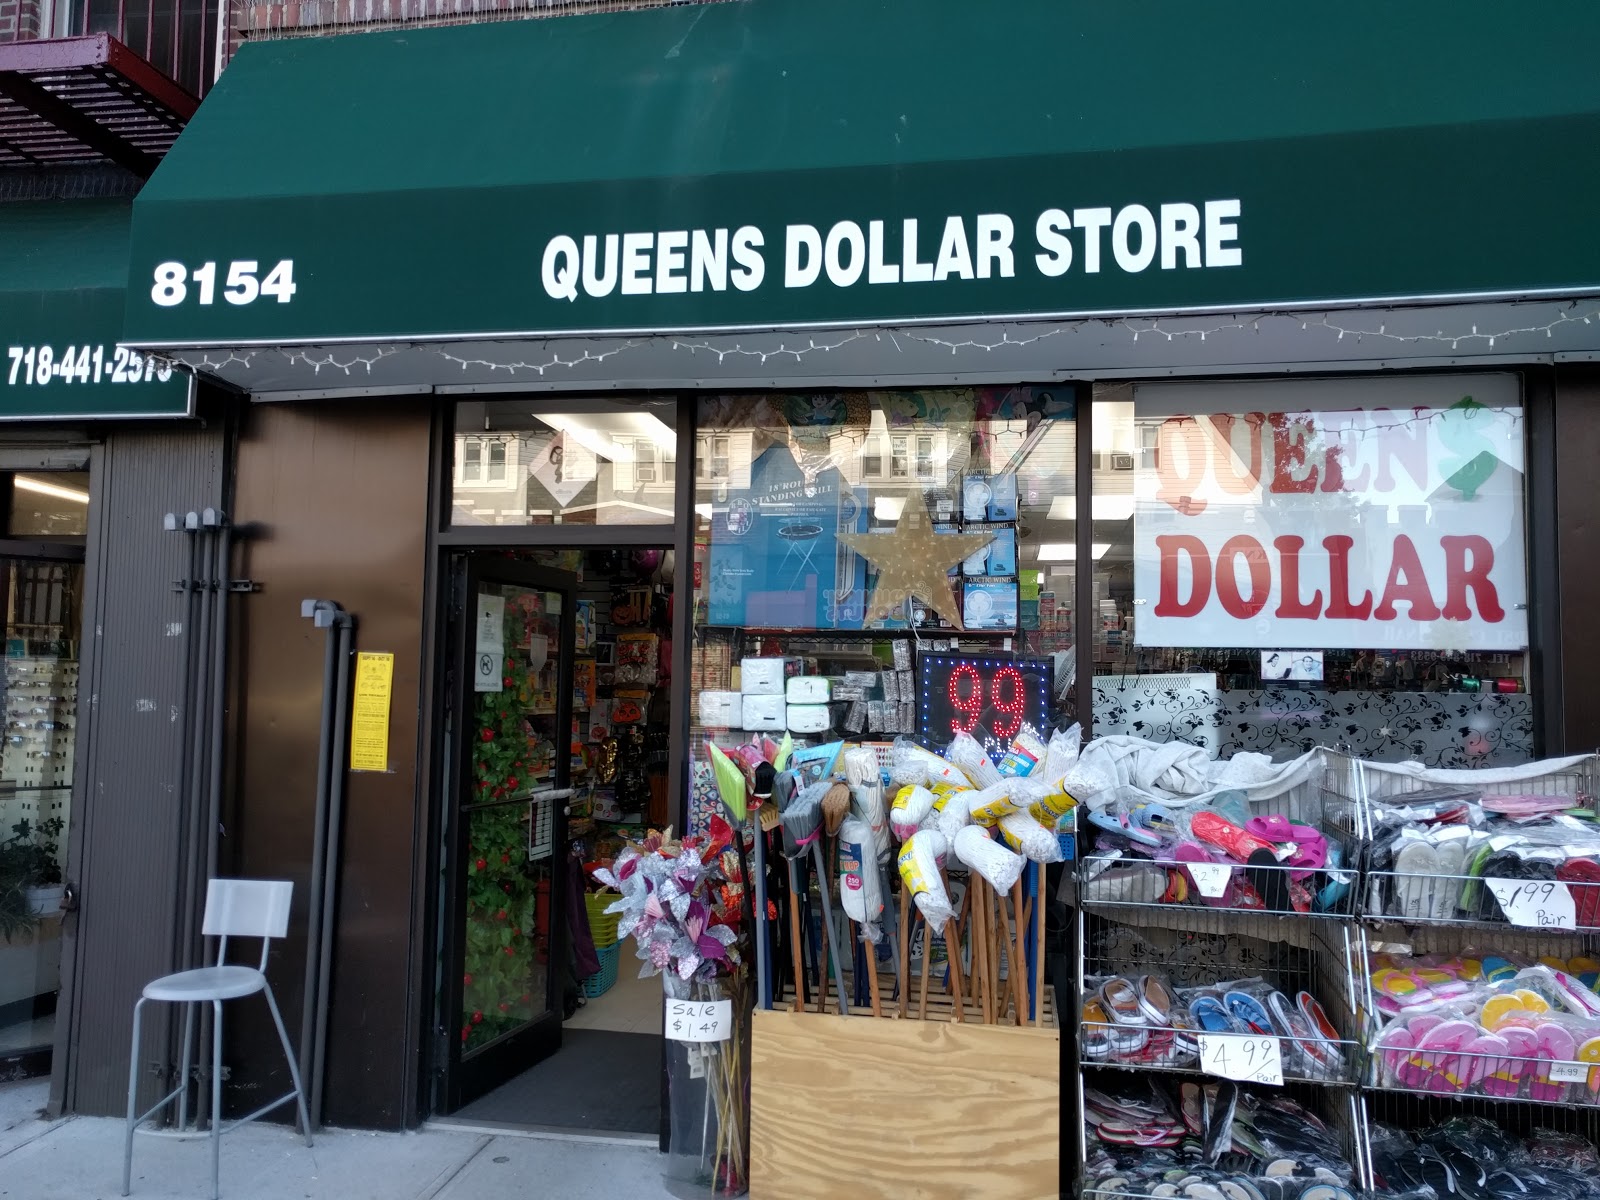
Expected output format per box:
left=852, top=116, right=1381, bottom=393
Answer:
left=749, top=1008, right=1060, bottom=1200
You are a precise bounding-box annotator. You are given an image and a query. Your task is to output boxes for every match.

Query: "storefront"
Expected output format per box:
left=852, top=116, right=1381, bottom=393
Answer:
left=102, top=0, right=1600, bottom=1178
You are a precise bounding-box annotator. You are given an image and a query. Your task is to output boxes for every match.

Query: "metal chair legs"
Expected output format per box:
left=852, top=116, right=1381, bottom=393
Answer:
left=262, top=982, right=313, bottom=1145
left=122, top=990, right=313, bottom=1199
left=121, top=997, right=146, bottom=1197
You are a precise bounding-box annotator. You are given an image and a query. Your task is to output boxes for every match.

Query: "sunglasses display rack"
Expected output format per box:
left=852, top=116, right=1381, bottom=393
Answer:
left=1076, top=761, right=1371, bottom=1200
left=1349, top=754, right=1600, bottom=1175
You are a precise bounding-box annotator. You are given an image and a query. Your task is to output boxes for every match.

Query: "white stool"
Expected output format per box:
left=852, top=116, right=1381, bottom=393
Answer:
left=122, top=878, right=312, bottom=1199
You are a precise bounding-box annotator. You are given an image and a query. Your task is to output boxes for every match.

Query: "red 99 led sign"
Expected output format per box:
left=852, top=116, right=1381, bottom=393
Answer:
left=918, top=655, right=1054, bottom=749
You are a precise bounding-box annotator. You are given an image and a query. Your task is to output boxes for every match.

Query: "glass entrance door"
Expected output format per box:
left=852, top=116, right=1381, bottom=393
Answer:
left=440, top=556, right=577, bottom=1110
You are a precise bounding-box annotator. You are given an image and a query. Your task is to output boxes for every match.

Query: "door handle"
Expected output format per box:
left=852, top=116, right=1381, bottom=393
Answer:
left=60, top=880, right=78, bottom=913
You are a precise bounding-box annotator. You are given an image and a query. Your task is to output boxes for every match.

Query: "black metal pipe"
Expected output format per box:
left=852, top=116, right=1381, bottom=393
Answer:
left=202, top=510, right=230, bottom=886
left=310, top=612, right=355, bottom=1129
left=160, top=517, right=201, bottom=1127
left=297, top=601, right=339, bottom=1112
left=183, top=519, right=218, bottom=1127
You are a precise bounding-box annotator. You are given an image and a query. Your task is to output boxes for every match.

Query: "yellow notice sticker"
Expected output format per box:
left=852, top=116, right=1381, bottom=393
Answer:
left=349, top=652, right=394, bottom=772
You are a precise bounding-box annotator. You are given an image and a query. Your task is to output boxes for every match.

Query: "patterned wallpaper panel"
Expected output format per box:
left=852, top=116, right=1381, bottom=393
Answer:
left=1091, top=683, right=1534, bottom=770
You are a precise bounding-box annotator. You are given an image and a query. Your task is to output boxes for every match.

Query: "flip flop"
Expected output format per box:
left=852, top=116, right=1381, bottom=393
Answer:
left=1376, top=1023, right=1417, bottom=1086
left=1482, top=956, right=1518, bottom=983
left=1530, top=1023, right=1577, bottom=1102
left=1482, top=1026, right=1537, bottom=1097
left=1266, top=990, right=1318, bottom=1077
left=1189, top=994, right=1241, bottom=1034
left=1245, top=814, right=1295, bottom=842
left=1431, top=837, right=1467, bottom=921
left=1296, top=991, right=1345, bottom=1074
left=1224, top=990, right=1275, bottom=1036
left=1576, top=1034, right=1600, bottom=1093
left=1192, top=812, right=1276, bottom=862
left=1247, top=847, right=1291, bottom=913
left=1082, top=997, right=1114, bottom=1059
left=1412, top=1019, right=1475, bottom=1093
left=1392, top=840, right=1441, bottom=921
left=1557, top=858, right=1600, bottom=928
left=1548, top=968, right=1600, bottom=1018
left=1136, top=975, right=1179, bottom=1026
left=1459, top=1031, right=1508, bottom=1090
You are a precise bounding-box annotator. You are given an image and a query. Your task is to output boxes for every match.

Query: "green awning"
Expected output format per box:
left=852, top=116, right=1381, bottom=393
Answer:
left=2, top=200, right=190, bottom=419
left=125, top=0, right=1600, bottom=351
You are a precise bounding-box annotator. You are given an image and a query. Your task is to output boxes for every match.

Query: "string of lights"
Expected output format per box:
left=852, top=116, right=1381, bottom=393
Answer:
left=156, top=301, right=1600, bottom=383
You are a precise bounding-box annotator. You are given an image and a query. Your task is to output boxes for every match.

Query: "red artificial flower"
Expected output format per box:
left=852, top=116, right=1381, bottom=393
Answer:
left=498, top=1001, right=510, bottom=1012
left=475, top=858, right=487, bottom=871
left=511, top=927, right=521, bottom=938
left=503, top=946, right=515, bottom=957
left=503, top=676, right=513, bottom=687
left=502, top=883, right=512, bottom=893
left=463, top=973, right=473, bottom=986
left=461, top=1027, right=470, bottom=1043
left=506, top=777, right=519, bottom=790
left=501, top=854, right=511, bottom=865
left=472, top=1011, right=484, bottom=1024
left=480, top=729, right=495, bottom=743
left=704, top=814, right=734, bottom=862
left=519, top=992, right=531, bottom=1003
left=496, top=909, right=508, bottom=921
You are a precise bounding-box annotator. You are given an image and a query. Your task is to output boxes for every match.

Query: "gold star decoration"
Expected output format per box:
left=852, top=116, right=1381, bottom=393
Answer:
left=839, top=490, right=996, bottom=629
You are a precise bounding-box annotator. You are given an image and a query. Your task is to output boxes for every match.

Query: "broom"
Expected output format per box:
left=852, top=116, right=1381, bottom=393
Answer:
left=791, top=782, right=850, bottom=1015
left=768, top=769, right=808, bottom=1012
left=750, top=762, right=776, bottom=1010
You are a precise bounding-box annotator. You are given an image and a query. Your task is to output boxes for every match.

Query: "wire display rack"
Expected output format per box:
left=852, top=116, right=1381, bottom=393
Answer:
left=1074, top=749, right=1600, bottom=1198
left=1342, top=753, right=1600, bottom=1188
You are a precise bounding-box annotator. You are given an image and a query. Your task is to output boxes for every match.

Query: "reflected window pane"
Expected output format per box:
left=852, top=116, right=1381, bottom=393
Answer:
left=450, top=399, right=678, bottom=527
left=9, top=473, right=89, bottom=537
left=1090, top=375, right=1533, bottom=768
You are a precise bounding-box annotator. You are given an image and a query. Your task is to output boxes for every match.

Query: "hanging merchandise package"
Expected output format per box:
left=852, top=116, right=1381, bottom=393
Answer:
left=997, top=728, right=1048, bottom=778
left=897, top=830, right=955, bottom=933
left=837, top=817, right=883, bottom=936
left=1036, top=723, right=1083, bottom=782
left=953, top=825, right=1025, bottom=894
left=999, top=809, right=1063, bottom=863
left=890, top=736, right=970, bottom=789
left=946, top=731, right=1002, bottom=789
left=966, top=779, right=1020, bottom=825
left=842, top=746, right=890, bottom=861
left=935, top=789, right=974, bottom=841
left=891, top=785, right=937, bottom=841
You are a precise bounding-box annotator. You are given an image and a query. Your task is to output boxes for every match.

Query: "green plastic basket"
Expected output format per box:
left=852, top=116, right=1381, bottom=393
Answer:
left=585, top=891, right=621, bottom=947
left=582, top=942, right=621, bottom=999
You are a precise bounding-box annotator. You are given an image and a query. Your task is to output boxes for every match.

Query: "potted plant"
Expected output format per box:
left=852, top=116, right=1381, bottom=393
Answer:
left=2, top=817, right=65, bottom=918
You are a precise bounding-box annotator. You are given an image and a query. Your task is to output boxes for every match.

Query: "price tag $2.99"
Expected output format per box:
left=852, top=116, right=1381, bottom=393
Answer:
left=1198, top=1033, right=1284, bottom=1086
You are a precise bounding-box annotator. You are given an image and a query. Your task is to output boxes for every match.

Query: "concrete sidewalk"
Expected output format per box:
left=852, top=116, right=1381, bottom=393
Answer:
left=1, top=1079, right=680, bottom=1200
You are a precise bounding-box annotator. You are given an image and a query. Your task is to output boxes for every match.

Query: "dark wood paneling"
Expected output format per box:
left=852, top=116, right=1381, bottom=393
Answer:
left=225, top=401, right=431, bottom=1130
left=1554, top=366, right=1600, bottom=753
left=61, top=421, right=230, bottom=1118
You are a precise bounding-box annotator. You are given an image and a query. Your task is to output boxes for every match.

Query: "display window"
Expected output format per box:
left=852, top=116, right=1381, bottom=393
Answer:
left=689, top=386, right=1078, bottom=763
left=1090, top=373, right=1533, bottom=767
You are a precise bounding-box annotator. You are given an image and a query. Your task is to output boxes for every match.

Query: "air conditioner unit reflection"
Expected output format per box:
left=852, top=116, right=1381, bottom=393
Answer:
left=1091, top=452, right=1136, bottom=471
